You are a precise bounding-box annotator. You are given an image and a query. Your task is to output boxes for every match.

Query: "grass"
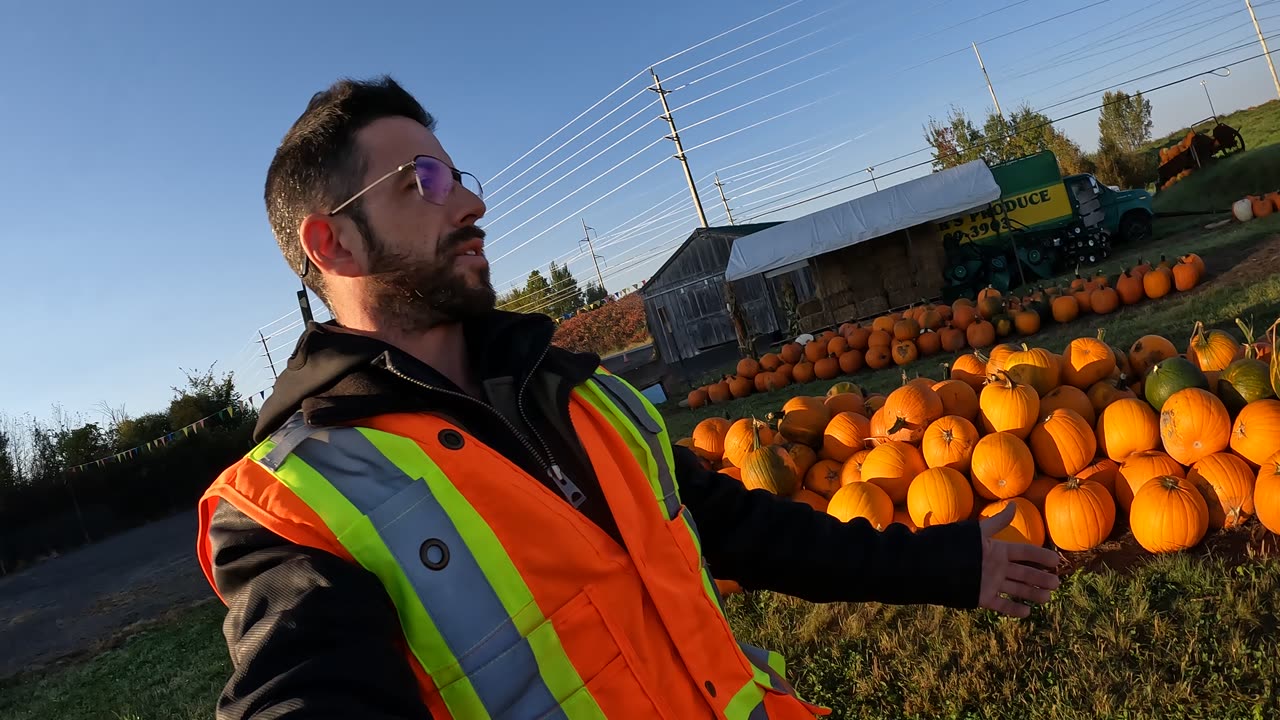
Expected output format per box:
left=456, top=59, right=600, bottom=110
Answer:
left=0, top=600, right=228, bottom=720
left=728, top=545, right=1280, bottom=719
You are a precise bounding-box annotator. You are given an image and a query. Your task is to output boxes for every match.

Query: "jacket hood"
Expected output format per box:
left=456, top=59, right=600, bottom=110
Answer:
left=252, top=310, right=598, bottom=442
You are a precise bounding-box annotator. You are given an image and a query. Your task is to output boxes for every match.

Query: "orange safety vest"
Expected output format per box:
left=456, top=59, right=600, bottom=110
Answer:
left=197, top=370, right=829, bottom=719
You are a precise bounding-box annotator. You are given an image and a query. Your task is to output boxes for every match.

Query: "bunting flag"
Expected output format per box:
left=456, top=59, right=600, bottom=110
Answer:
left=64, top=402, right=244, bottom=474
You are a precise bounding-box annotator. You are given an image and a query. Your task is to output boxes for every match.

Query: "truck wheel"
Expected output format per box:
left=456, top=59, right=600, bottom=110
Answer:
left=1119, top=212, right=1152, bottom=245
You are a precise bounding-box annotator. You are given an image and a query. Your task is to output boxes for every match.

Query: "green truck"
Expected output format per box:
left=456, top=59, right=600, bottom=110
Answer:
left=936, top=151, right=1154, bottom=301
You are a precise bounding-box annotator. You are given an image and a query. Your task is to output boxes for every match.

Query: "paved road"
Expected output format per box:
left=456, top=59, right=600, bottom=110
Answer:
left=0, top=511, right=214, bottom=679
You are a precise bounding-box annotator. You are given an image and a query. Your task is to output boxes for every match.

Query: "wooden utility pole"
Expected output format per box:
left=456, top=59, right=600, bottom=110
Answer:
left=650, top=69, right=709, bottom=228
left=580, top=218, right=607, bottom=292
left=713, top=173, right=735, bottom=225
left=1245, top=0, right=1280, bottom=100
left=972, top=42, right=1006, bottom=127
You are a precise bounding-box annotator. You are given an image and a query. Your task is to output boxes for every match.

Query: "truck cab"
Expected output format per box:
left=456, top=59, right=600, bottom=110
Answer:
left=1064, top=173, right=1154, bottom=245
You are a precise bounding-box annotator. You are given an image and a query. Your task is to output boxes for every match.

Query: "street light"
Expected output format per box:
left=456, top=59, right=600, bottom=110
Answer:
left=867, top=166, right=879, bottom=191
left=1201, top=79, right=1218, bottom=120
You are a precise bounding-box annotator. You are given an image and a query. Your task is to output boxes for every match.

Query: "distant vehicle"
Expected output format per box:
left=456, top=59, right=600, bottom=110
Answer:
left=935, top=150, right=1153, bottom=300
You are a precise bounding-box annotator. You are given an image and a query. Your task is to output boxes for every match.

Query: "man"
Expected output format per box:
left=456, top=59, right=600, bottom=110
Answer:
left=196, top=76, right=1060, bottom=720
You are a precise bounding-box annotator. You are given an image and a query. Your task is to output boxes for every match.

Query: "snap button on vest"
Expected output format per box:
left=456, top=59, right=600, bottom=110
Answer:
left=438, top=429, right=464, bottom=450
left=419, top=538, right=450, bottom=570
left=704, top=680, right=716, bottom=697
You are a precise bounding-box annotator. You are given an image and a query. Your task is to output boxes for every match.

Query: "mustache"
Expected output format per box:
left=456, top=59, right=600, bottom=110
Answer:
left=440, top=225, right=486, bottom=254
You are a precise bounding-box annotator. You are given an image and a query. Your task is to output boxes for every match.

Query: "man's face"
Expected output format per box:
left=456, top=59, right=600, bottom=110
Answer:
left=344, top=116, right=494, bottom=331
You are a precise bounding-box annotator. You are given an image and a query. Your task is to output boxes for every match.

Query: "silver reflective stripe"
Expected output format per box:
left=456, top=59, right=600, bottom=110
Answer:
left=737, top=643, right=794, bottom=695
left=590, top=375, right=680, bottom=520
left=269, top=415, right=566, bottom=719
left=260, top=414, right=319, bottom=471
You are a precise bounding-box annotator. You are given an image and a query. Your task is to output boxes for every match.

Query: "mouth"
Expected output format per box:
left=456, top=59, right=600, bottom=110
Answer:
left=452, top=237, right=485, bottom=259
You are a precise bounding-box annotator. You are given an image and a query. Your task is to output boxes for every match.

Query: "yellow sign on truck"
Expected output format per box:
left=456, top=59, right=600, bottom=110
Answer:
left=936, top=182, right=1073, bottom=244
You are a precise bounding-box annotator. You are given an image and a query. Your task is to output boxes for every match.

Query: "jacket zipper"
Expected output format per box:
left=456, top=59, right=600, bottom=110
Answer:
left=378, top=352, right=587, bottom=508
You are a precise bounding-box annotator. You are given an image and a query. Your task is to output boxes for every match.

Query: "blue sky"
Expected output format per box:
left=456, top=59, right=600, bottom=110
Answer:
left=2, top=0, right=1278, bottom=427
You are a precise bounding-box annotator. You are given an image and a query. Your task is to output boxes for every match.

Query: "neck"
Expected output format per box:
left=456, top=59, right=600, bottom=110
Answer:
left=331, top=312, right=480, bottom=397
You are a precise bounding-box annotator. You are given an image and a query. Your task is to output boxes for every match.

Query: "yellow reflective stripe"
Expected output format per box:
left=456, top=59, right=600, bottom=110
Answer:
left=367, top=430, right=603, bottom=719
left=574, top=380, right=670, bottom=513
left=725, top=680, right=769, bottom=719
left=247, top=438, right=488, bottom=718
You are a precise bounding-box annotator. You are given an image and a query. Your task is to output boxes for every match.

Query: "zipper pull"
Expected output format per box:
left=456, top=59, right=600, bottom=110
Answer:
left=548, top=464, right=586, bottom=508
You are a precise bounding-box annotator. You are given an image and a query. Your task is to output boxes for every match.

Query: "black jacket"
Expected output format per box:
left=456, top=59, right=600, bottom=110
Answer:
left=206, top=310, right=982, bottom=720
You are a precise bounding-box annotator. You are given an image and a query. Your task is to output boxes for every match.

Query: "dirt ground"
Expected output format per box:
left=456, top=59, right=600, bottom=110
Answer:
left=0, top=511, right=214, bottom=680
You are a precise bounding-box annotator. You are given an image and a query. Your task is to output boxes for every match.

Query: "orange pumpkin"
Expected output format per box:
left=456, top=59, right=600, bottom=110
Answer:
left=985, top=343, right=1021, bottom=377
left=1087, top=375, right=1137, bottom=414
left=1029, top=408, right=1096, bottom=479
left=780, top=342, right=802, bottom=365
left=776, top=364, right=794, bottom=384
left=1095, top=397, right=1160, bottom=462
left=970, top=431, right=1035, bottom=499
left=736, top=358, right=760, bottom=379
left=1130, top=475, right=1208, bottom=553
left=1004, top=344, right=1061, bottom=397
left=979, top=370, right=1041, bottom=439
left=821, top=411, right=872, bottom=463
left=931, top=379, right=980, bottom=421
left=783, top=396, right=825, bottom=414
left=740, top=438, right=800, bottom=496
left=804, top=459, right=843, bottom=499
left=951, top=303, right=978, bottom=331
left=881, top=384, right=944, bottom=443
left=1187, top=321, right=1240, bottom=373
left=921, top=415, right=980, bottom=473
left=1075, top=457, right=1120, bottom=499
left=687, top=388, right=708, bottom=409
left=1023, top=474, right=1061, bottom=515
left=846, top=327, right=871, bottom=351
left=691, top=417, right=732, bottom=461
left=837, top=349, right=864, bottom=375
left=1117, top=450, right=1185, bottom=513
left=777, top=408, right=829, bottom=448
left=759, top=353, right=782, bottom=371
left=868, top=329, right=893, bottom=348
left=1044, top=477, right=1115, bottom=551
left=1014, top=309, right=1041, bottom=336
left=804, top=340, right=827, bottom=364
left=827, top=482, right=894, bottom=529
left=1180, top=253, right=1206, bottom=281
left=791, top=488, right=829, bottom=512
left=827, top=336, right=849, bottom=357
left=1129, top=335, right=1178, bottom=379
left=1072, top=288, right=1093, bottom=313
left=1040, top=384, right=1096, bottom=427
left=907, top=467, right=975, bottom=528
left=1051, top=295, right=1080, bottom=324
left=723, top=418, right=776, bottom=467
left=966, top=320, right=996, bottom=348
left=939, top=326, right=967, bottom=353
left=728, top=375, right=753, bottom=398
left=891, top=507, right=917, bottom=532
left=1091, top=287, right=1120, bottom=315
left=1187, top=452, right=1255, bottom=528
left=860, top=440, right=927, bottom=504
left=782, top=442, right=818, bottom=480
left=1142, top=267, right=1173, bottom=299
left=824, top=391, right=866, bottom=417
left=1115, top=268, right=1144, bottom=305
left=839, top=448, right=872, bottom=486
left=893, top=318, right=921, bottom=341
left=865, top=346, right=892, bottom=370
left=977, top=285, right=1002, bottom=303
left=792, top=362, right=816, bottom=385
left=980, top=497, right=1046, bottom=546
left=920, top=307, right=944, bottom=331
left=814, top=356, right=840, bottom=380
left=707, top=380, right=731, bottom=404
left=1159, top=388, right=1231, bottom=466
left=1230, top=398, right=1280, bottom=467
left=1172, top=262, right=1199, bottom=292
left=1062, top=331, right=1115, bottom=389
left=1255, top=452, right=1280, bottom=535
left=950, top=353, right=988, bottom=390
left=892, top=339, right=920, bottom=366
left=916, top=330, right=942, bottom=356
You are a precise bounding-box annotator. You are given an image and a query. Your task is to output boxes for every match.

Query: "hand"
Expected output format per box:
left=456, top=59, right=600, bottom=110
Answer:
left=977, top=502, right=1062, bottom=618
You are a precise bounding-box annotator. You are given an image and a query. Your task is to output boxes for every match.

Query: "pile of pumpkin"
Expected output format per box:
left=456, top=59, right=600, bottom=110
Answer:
left=687, top=255, right=1207, bottom=409
left=679, top=317, right=1280, bottom=565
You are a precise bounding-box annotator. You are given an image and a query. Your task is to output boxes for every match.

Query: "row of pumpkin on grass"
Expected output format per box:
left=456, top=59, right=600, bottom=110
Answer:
left=687, top=254, right=1208, bottom=408
left=677, top=318, right=1280, bottom=588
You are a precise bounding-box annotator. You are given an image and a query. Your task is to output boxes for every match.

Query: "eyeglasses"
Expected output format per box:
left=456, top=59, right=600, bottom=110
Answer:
left=328, top=154, right=484, bottom=216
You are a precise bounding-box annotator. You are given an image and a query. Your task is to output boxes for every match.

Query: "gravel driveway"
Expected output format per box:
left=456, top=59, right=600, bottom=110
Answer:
left=0, top=511, right=215, bottom=679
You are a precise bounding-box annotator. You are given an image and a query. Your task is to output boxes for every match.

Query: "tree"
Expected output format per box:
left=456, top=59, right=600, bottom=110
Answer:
left=1098, top=90, right=1152, bottom=153
left=546, top=262, right=583, bottom=318
left=56, top=423, right=109, bottom=467
left=924, top=106, right=986, bottom=170
left=115, top=411, right=172, bottom=451
left=168, top=365, right=239, bottom=429
left=583, top=282, right=608, bottom=305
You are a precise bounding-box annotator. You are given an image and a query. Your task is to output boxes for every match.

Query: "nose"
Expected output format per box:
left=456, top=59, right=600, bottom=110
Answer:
left=452, top=180, right=485, bottom=227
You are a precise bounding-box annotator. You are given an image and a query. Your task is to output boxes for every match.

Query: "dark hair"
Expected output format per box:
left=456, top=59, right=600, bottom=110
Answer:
left=264, top=75, right=435, bottom=303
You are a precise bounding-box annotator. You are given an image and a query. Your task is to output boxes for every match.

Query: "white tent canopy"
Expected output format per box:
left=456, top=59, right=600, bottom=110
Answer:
left=724, top=159, right=1001, bottom=281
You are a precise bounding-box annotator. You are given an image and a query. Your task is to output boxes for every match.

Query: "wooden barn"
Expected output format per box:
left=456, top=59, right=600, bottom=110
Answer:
left=640, top=223, right=819, bottom=363
left=724, top=159, right=1002, bottom=331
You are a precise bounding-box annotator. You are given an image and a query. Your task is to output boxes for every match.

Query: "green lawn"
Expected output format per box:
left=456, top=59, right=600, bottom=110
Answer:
left=0, top=601, right=228, bottom=720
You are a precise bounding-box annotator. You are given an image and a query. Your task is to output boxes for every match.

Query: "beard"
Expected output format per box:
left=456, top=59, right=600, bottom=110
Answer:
left=361, top=224, right=497, bottom=334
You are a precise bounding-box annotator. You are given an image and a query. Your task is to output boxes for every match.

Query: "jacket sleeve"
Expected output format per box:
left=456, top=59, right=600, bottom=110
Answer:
left=671, top=445, right=982, bottom=607
left=206, top=501, right=431, bottom=720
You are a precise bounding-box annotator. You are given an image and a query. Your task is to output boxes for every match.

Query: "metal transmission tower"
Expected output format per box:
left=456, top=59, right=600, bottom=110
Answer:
left=649, top=68, right=709, bottom=228
left=579, top=218, right=607, bottom=292
left=713, top=173, right=735, bottom=225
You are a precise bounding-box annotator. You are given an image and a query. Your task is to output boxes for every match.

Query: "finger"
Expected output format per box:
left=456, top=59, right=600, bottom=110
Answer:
left=982, top=594, right=1031, bottom=619
left=1000, top=578, right=1053, bottom=604
left=979, top=502, right=1016, bottom=536
left=1006, top=562, right=1062, bottom=590
left=1006, top=542, right=1063, bottom=569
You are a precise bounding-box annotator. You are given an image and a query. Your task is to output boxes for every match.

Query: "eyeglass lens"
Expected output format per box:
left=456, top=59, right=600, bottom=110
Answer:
left=414, top=156, right=483, bottom=204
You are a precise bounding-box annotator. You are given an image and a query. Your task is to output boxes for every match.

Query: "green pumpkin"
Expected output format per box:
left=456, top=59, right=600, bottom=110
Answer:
left=992, top=314, right=1014, bottom=337
left=1218, top=358, right=1275, bottom=416
left=1144, top=356, right=1209, bottom=411
left=827, top=381, right=862, bottom=397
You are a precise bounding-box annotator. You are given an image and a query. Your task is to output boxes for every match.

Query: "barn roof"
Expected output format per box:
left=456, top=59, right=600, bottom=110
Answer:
left=641, top=222, right=782, bottom=292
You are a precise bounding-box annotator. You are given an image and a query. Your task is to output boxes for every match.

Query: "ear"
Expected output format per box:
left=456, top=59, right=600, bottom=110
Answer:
left=299, top=213, right=366, bottom=278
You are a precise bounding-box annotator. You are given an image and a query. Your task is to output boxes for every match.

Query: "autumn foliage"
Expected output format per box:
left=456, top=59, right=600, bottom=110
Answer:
left=552, top=293, right=652, bottom=357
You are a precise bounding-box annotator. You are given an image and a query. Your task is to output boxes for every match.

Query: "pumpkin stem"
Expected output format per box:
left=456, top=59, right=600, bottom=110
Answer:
left=1063, top=476, right=1083, bottom=491
left=1096, top=328, right=1106, bottom=342
left=1157, top=474, right=1182, bottom=492
left=886, top=415, right=920, bottom=436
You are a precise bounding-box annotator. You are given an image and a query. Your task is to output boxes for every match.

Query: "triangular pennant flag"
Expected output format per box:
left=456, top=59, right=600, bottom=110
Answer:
left=183, top=427, right=191, bottom=438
